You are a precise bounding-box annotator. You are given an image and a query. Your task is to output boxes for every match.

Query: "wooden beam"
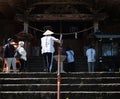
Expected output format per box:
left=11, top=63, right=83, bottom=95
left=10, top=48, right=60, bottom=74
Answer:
left=32, top=1, right=89, bottom=6
left=29, top=14, right=93, bottom=21
left=0, top=0, right=8, bottom=2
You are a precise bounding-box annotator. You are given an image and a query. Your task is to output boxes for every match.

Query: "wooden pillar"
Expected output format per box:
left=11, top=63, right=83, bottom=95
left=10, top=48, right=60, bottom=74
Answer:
left=24, top=22, right=28, bottom=33
left=23, top=22, right=30, bottom=56
left=93, top=21, right=99, bottom=33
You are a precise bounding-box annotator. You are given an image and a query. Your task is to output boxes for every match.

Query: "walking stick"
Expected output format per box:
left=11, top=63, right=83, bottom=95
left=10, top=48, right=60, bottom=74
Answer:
left=57, top=34, right=62, bottom=99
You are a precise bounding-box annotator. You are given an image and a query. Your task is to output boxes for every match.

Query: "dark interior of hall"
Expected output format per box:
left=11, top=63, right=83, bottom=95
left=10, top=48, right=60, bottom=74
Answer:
left=0, top=0, right=120, bottom=72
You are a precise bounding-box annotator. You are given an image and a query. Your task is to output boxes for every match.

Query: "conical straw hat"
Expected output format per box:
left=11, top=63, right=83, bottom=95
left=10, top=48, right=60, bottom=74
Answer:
left=43, top=30, right=54, bottom=35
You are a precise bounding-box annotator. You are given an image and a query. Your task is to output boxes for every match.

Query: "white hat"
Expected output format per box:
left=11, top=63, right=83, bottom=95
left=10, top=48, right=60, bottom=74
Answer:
left=43, top=30, right=54, bottom=35
left=7, top=38, right=13, bottom=42
left=18, top=41, right=24, bottom=46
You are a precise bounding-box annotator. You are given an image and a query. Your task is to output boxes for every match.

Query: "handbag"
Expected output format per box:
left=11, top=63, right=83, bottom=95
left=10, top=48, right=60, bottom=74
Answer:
left=14, top=51, right=22, bottom=59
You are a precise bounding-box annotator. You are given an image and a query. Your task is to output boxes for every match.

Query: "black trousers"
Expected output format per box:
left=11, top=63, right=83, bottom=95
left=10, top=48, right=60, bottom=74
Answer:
left=43, top=52, right=53, bottom=72
left=19, top=59, right=27, bottom=72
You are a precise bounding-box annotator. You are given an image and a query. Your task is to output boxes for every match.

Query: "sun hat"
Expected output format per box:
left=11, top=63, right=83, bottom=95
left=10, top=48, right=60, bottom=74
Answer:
left=18, top=41, right=24, bottom=46
left=43, top=30, right=54, bottom=35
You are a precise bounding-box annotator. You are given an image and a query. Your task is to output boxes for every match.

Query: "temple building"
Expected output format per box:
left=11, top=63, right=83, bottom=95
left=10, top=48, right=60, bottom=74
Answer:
left=0, top=0, right=120, bottom=72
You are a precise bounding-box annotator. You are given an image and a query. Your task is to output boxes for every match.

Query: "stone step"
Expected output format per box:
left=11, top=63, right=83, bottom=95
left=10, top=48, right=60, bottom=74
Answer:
left=1, top=84, right=120, bottom=91
left=0, top=91, right=120, bottom=99
left=28, top=66, right=44, bottom=72
left=0, top=77, right=120, bottom=84
left=0, top=78, right=56, bottom=84
left=0, top=72, right=57, bottom=78
left=0, top=72, right=120, bottom=78
left=61, top=72, right=120, bottom=78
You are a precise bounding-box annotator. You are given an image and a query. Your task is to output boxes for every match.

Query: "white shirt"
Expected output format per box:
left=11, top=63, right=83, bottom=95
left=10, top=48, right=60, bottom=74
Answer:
left=41, top=35, right=59, bottom=54
left=86, top=48, right=96, bottom=62
left=17, top=46, right=27, bottom=61
left=66, top=50, right=75, bottom=63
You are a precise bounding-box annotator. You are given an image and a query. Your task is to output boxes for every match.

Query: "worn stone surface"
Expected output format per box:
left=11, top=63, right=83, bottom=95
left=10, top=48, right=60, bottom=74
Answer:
left=0, top=72, right=120, bottom=99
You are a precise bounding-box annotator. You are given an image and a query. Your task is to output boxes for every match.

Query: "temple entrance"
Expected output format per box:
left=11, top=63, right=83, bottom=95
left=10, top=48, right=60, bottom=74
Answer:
left=29, top=20, right=93, bottom=56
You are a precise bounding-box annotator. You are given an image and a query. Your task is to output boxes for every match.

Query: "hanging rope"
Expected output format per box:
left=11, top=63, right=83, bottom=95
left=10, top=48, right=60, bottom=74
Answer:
left=29, top=25, right=94, bottom=35
left=29, top=25, right=44, bottom=32
left=56, top=26, right=94, bottom=35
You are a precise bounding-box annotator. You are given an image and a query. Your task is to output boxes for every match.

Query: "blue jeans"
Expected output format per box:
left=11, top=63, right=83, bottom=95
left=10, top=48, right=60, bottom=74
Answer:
left=88, top=62, right=95, bottom=72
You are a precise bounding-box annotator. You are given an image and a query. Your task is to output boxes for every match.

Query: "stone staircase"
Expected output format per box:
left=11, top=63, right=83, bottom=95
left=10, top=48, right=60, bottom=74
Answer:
left=27, top=56, right=44, bottom=72
left=0, top=72, right=120, bottom=99
left=27, top=55, right=88, bottom=72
